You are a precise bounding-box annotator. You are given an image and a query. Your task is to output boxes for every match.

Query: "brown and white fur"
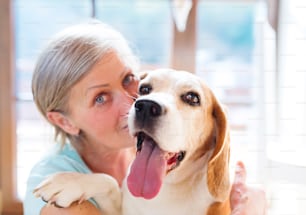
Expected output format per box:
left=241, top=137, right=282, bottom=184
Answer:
left=34, top=69, right=231, bottom=215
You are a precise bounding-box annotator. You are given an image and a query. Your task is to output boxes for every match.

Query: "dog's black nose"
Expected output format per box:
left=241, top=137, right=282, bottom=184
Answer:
left=135, top=100, right=162, bottom=120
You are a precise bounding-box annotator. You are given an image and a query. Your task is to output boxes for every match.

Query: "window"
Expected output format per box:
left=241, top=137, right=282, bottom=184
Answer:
left=94, top=1, right=172, bottom=67
left=196, top=1, right=262, bottom=182
left=265, top=0, right=306, bottom=167
left=2, top=0, right=277, bottom=214
left=263, top=0, right=306, bottom=213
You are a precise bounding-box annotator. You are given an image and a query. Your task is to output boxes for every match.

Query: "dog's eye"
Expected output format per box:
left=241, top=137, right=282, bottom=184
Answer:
left=181, top=92, right=200, bottom=106
left=139, top=84, right=152, bottom=95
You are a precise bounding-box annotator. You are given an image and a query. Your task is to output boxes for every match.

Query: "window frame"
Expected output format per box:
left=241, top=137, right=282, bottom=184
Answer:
left=265, top=0, right=306, bottom=181
left=0, top=0, right=23, bottom=214
left=171, top=0, right=197, bottom=72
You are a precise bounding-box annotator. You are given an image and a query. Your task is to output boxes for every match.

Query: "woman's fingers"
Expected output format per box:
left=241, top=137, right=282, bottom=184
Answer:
left=233, top=161, right=246, bottom=184
left=230, top=161, right=267, bottom=215
left=230, top=161, right=248, bottom=208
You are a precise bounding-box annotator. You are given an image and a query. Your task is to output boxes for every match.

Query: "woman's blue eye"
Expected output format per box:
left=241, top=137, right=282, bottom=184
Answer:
left=95, top=94, right=105, bottom=104
left=123, top=74, right=136, bottom=87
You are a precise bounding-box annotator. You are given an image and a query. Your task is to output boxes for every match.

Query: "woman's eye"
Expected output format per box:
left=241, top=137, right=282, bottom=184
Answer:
left=139, top=84, right=152, bottom=95
left=95, top=94, right=106, bottom=104
left=123, top=74, right=137, bottom=87
left=181, top=92, right=200, bottom=106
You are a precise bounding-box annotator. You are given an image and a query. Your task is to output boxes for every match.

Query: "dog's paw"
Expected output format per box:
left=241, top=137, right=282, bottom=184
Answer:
left=33, top=172, right=88, bottom=207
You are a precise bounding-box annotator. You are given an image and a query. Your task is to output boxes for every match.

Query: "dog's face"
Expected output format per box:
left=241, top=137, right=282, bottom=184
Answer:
left=127, top=69, right=230, bottom=202
left=129, top=69, right=212, bottom=155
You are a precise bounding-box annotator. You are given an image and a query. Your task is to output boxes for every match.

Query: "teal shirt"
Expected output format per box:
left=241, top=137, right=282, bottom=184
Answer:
left=23, top=143, right=99, bottom=215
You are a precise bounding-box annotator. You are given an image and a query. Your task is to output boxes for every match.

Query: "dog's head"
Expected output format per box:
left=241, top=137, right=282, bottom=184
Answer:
left=127, top=69, right=230, bottom=202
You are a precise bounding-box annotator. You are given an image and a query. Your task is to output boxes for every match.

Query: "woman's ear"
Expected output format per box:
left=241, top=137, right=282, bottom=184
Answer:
left=46, top=111, right=80, bottom=135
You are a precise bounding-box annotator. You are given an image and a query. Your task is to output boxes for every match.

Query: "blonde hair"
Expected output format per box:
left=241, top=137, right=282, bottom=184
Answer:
left=32, top=20, right=139, bottom=145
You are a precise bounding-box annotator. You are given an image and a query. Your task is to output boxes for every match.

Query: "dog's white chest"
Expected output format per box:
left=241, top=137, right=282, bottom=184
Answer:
left=122, top=178, right=214, bottom=215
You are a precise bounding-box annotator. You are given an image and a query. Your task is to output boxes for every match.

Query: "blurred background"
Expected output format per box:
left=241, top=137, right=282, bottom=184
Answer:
left=0, top=0, right=305, bottom=214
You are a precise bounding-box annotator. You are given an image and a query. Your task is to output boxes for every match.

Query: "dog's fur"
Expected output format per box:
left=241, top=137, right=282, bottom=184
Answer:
left=34, top=69, right=231, bottom=215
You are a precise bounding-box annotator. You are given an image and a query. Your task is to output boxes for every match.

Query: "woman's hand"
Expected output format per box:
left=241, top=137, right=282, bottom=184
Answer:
left=40, top=201, right=101, bottom=215
left=230, top=161, right=267, bottom=215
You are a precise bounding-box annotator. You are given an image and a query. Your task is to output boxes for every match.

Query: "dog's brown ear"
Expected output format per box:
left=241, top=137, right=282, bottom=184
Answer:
left=138, top=71, right=148, bottom=80
left=207, top=93, right=231, bottom=202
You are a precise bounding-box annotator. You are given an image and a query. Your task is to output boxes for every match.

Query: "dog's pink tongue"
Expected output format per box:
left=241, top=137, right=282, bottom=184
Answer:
left=127, top=139, right=166, bottom=199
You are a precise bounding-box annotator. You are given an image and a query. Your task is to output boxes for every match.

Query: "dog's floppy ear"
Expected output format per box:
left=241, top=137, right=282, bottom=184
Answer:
left=207, top=92, right=230, bottom=202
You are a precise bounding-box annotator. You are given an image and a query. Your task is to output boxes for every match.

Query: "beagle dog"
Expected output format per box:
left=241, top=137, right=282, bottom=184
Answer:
left=34, top=69, right=231, bottom=215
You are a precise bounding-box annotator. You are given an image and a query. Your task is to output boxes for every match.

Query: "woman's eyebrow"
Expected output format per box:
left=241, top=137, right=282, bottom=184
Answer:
left=85, top=67, right=129, bottom=95
left=86, top=83, right=109, bottom=95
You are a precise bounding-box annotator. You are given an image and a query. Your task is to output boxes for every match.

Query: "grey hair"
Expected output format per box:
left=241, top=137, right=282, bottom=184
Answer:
left=32, top=20, right=139, bottom=146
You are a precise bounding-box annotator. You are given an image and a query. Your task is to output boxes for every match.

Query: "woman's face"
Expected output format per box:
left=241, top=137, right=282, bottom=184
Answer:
left=68, top=52, right=139, bottom=151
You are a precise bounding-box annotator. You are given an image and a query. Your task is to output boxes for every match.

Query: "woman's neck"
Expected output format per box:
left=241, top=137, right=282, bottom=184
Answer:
left=79, top=146, right=135, bottom=186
